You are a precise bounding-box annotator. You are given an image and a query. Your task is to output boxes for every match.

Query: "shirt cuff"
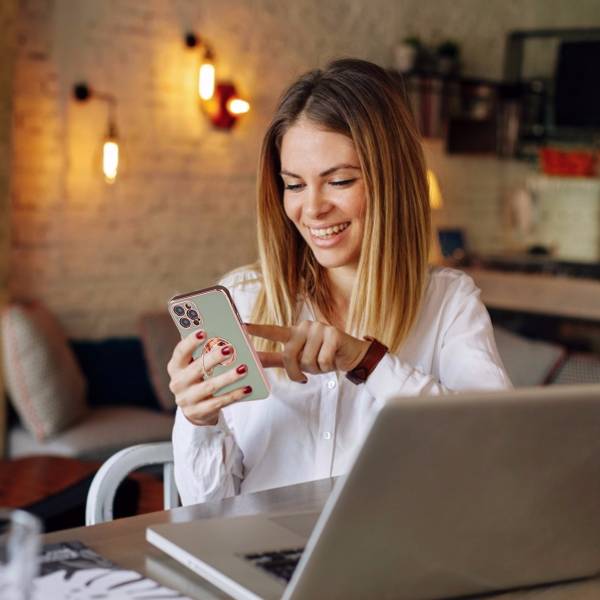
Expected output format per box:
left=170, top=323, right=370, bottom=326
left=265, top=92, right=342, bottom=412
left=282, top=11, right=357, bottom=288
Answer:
left=173, top=407, right=230, bottom=445
left=363, top=351, right=448, bottom=402
left=363, top=352, right=412, bottom=404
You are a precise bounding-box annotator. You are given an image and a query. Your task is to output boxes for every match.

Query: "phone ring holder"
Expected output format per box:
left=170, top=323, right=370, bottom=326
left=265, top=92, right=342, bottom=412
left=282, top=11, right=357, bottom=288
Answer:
left=199, top=354, right=208, bottom=380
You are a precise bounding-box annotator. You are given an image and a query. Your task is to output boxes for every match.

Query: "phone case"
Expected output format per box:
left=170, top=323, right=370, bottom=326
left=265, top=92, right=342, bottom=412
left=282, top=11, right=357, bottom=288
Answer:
left=168, top=286, right=271, bottom=402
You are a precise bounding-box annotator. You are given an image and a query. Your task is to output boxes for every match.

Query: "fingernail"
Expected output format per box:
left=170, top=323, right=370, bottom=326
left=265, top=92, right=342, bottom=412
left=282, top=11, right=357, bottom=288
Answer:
left=222, top=345, right=232, bottom=356
left=195, top=331, right=205, bottom=340
left=243, top=385, right=252, bottom=394
left=236, top=364, right=247, bottom=374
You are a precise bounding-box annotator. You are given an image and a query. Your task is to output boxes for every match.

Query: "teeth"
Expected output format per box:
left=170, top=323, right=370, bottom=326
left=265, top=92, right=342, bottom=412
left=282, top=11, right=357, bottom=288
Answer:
left=310, top=222, right=350, bottom=238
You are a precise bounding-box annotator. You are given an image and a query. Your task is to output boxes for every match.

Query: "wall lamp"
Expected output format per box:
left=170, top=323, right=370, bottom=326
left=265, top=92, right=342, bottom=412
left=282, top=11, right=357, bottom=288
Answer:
left=427, top=169, right=444, bottom=210
left=73, top=83, right=120, bottom=184
left=184, top=32, right=250, bottom=130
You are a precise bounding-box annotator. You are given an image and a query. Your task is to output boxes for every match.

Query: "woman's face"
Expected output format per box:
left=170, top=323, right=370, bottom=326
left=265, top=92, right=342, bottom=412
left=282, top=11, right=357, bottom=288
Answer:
left=280, top=118, right=366, bottom=271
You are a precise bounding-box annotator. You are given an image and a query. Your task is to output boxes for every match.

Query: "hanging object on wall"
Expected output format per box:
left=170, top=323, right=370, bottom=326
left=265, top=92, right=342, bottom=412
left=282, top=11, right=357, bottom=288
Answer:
left=199, top=49, right=216, bottom=101
left=184, top=32, right=250, bottom=130
left=73, top=83, right=120, bottom=184
left=426, top=169, right=444, bottom=211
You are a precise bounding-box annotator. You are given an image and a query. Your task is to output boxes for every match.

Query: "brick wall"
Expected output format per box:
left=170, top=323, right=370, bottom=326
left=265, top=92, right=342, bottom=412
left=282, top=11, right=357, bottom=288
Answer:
left=8, top=0, right=600, bottom=339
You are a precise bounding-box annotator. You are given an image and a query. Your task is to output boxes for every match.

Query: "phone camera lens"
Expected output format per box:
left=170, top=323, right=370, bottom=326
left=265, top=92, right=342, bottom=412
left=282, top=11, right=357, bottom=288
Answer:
left=193, top=319, right=200, bottom=325
left=187, top=309, right=199, bottom=319
left=173, top=306, right=185, bottom=316
left=179, top=317, right=191, bottom=328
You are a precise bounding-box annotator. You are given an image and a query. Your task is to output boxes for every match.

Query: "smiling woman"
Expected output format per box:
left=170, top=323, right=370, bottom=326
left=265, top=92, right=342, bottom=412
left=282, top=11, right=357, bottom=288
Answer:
left=280, top=123, right=366, bottom=271
left=168, top=58, right=512, bottom=506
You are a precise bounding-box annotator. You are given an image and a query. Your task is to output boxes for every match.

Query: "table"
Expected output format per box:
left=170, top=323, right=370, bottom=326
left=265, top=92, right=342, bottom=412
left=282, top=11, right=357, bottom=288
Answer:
left=44, top=477, right=600, bottom=600
left=0, top=455, right=164, bottom=531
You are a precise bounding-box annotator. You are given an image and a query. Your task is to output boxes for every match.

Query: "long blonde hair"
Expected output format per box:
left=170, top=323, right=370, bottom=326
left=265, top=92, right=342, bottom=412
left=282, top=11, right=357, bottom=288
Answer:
left=248, top=58, right=430, bottom=354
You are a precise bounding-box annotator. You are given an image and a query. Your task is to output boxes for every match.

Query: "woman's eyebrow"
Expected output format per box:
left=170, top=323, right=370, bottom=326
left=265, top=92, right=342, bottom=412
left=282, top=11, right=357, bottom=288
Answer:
left=280, top=164, right=361, bottom=178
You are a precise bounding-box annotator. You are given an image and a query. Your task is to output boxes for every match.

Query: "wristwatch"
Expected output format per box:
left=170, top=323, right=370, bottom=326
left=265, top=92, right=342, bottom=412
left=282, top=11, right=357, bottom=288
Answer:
left=345, top=336, right=388, bottom=385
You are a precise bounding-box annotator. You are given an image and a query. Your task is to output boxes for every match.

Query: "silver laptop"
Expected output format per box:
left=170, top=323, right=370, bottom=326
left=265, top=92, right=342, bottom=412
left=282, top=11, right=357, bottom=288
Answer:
left=147, top=384, right=600, bottom=600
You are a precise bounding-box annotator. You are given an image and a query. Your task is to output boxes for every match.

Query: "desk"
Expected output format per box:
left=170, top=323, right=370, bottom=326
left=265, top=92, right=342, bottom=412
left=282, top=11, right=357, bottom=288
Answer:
left=44, top=478, right=600, bottom=600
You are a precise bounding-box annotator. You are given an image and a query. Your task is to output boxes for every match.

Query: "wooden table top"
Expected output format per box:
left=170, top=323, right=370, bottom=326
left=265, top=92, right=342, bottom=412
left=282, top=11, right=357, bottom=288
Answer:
left=0, top=455, right=163, bottom=521
left=0, top=455, right=100, bottom=507
left=43, top=477, right=600, bottom=600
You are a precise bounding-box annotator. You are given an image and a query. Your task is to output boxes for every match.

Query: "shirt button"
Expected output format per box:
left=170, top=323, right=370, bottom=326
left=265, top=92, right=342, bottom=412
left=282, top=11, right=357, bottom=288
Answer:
left=327, top=380, right=336, bottom=389
left=323, top=432, right=331, bottom=440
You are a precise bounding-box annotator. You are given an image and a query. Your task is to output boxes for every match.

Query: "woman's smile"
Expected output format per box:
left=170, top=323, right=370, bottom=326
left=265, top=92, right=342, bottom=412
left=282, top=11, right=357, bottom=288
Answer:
left=307, top=221, right=352, bottom=246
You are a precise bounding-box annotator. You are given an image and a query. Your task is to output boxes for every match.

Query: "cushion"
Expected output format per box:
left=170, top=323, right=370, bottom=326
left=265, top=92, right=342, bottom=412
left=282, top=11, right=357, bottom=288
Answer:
left=70, top=338, right=162, bottom=411
left=549, top=352, right=600, bottom=385
left=1, top=302, right=88, bottom=440
left=493, top=325, right=566, bottom=387
left=138, top=312, right=180, bottom=411
left=8, top=406, right=174, bottom=460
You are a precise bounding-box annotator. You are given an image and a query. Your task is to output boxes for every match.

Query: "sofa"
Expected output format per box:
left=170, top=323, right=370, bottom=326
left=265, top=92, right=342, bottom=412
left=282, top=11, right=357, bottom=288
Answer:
left=1, top=303, right=180, bottom=460
left=3, top=302, right=600, bottom=460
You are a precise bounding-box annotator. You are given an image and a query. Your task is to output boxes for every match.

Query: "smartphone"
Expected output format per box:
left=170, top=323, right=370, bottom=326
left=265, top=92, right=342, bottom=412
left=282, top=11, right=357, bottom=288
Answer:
left=167, top=286, right=271, bottom=402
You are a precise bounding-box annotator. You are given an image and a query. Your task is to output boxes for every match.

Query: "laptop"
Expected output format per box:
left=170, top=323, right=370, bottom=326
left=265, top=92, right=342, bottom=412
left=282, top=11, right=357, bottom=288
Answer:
left=147, top=384, right=600, bottom=600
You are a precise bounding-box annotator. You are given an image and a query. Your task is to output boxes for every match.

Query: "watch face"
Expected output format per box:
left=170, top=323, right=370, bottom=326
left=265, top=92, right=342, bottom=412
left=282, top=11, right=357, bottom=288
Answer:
left=346, top=366, right=369, bottom=385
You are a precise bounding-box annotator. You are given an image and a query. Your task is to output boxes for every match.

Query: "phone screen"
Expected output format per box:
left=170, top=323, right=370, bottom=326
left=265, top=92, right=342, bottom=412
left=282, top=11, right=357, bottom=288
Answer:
left=168, top=286, right=270, bottom=402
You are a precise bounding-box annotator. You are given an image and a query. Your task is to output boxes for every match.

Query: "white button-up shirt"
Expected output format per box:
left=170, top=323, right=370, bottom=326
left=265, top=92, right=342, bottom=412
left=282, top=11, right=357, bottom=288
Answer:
left=173, top=267, right=512, bottom=506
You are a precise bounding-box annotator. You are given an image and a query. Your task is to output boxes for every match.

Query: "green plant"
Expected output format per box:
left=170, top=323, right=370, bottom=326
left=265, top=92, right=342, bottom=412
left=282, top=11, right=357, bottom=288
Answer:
left=402, top=36, right=422, bottom=49
left=436, top=40, right=460, bottom=58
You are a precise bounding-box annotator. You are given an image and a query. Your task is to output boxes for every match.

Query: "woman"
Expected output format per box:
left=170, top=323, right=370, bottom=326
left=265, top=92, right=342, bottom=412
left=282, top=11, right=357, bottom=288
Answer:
left=168, top=58, right=511, bottom=506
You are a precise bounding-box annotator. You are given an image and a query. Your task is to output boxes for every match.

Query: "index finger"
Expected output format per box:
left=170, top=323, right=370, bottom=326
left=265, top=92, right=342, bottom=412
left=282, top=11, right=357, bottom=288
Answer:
left=245, top=323, right=292, bottom=344
left=257, top=351, right=284, bottom=369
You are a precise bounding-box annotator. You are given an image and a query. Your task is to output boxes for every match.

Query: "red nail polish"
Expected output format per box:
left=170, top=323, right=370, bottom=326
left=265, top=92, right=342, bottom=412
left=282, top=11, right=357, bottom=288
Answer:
left=243, top=385, right=252, bottom=394
left=236, top=364, right=247, bottom=374
left=222, top=346, right=232, bottom=356
left=195, top=331, right=205, bottom=340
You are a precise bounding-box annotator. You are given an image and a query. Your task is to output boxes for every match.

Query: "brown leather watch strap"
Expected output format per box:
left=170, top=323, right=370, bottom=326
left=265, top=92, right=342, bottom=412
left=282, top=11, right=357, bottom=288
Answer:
left=345, top=336, right=388, bottom=385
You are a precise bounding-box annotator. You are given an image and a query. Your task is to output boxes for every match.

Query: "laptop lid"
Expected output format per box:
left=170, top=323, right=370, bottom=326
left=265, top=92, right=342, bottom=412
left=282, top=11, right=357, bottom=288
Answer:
left=285, top=384, right=600, bottom=599
left=148, top=384, right=600, bottom=600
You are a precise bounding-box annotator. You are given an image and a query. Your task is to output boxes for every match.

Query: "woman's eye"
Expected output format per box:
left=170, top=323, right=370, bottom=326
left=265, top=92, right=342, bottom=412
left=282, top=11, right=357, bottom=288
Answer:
left=330, top=178, right=357, bottom=187
left=284, top=182, right=304, bottom=191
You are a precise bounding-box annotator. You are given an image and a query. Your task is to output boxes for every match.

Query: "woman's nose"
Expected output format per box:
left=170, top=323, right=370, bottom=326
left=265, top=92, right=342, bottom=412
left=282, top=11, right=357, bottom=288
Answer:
left=304, top=185, right=332, bottom=218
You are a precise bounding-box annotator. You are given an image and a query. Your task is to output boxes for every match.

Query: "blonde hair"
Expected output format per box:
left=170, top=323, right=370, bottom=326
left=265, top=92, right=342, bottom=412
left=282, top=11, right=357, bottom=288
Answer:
left=249, top=58, right=430, bottom=354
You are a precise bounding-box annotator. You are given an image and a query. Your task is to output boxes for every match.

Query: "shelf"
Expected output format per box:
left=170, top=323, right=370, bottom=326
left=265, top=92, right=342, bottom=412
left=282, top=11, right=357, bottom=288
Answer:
left=463, top=267, right=600, bottom=321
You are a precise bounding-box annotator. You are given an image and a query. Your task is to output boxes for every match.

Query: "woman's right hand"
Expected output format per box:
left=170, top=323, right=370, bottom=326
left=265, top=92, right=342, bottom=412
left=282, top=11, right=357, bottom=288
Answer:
left=167, top=330, right=252, bottom=426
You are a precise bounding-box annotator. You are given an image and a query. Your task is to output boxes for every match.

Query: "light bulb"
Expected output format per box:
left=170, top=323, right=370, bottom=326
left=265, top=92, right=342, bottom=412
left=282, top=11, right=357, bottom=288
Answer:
left=103, top=138, right=119, bottom=184
left=427, top=169, right=444, bottom=210
left=199, top=60, right=215, bottom=100
left=226, top=97, right=250, bottom=115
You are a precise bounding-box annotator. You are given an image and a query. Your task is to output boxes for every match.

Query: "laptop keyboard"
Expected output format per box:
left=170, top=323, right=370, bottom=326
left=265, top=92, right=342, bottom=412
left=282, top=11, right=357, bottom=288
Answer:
left=244, top=548, right=304, bottom=583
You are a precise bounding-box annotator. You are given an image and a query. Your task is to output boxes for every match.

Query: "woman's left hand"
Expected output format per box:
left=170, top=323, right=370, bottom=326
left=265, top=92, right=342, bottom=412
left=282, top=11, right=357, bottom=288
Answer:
left=245, top=321, right=371, bottom=382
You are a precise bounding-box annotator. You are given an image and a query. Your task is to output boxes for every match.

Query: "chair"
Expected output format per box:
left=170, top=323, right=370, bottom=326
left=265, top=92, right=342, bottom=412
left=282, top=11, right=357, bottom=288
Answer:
left=85, top=441, right=179, bottom=525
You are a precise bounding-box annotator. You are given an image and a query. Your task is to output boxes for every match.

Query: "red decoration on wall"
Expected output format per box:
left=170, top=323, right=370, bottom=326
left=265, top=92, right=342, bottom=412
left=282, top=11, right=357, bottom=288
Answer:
left=210, top=83, right=238, bottom=130
left=540, top=147, right=598, bottom=177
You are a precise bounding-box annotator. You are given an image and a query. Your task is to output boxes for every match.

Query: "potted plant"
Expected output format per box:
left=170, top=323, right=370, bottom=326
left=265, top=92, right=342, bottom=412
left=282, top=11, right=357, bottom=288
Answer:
left=394, top=36, right=422, bottom=73
left=436, top=39, right=460, bottom=75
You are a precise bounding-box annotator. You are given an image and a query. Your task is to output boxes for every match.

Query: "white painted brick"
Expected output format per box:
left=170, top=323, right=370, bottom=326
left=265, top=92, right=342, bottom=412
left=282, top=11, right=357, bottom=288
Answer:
left=8, top=0, right=600, bottom=338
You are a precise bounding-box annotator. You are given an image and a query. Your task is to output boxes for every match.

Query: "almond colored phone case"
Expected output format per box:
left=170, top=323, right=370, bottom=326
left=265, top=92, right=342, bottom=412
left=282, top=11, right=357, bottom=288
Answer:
left=168, top=286, right=270, bottom=402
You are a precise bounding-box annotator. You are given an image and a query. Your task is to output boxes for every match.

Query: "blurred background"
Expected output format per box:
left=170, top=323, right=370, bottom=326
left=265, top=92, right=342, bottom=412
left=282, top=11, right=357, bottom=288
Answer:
left=1, top=0, right=600, bottom=528
left=1, top=0, right=599, bottom=339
